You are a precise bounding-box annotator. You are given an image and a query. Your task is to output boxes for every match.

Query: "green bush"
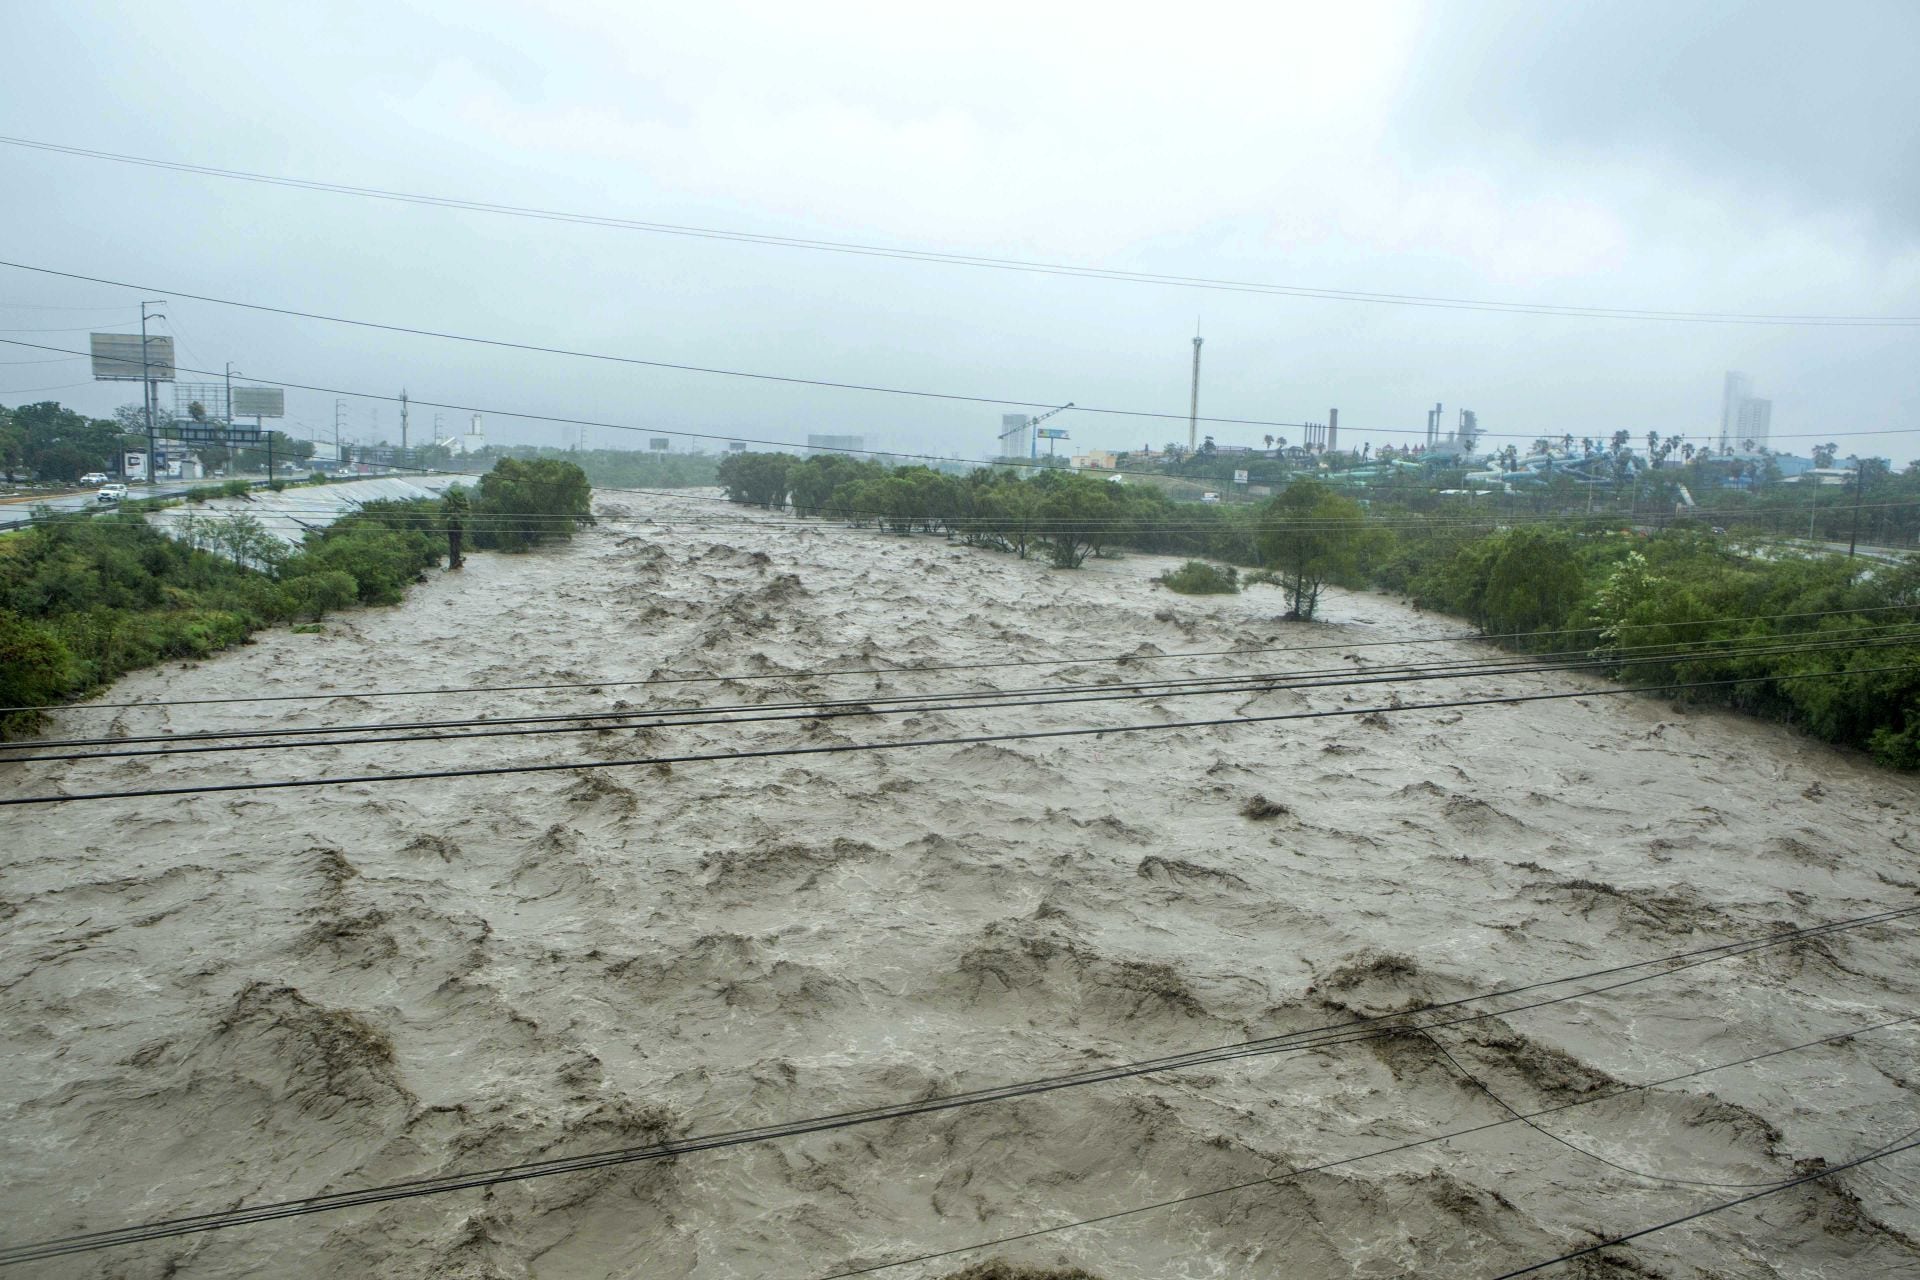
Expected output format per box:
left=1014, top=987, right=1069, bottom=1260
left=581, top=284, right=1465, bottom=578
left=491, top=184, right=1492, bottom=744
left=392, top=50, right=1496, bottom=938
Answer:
left=1156, top=561, right=1240, bottom=594
left=283, top=570, right=359, bottom=621
left=0, top=610, right=76, bottom=736
left=471, top=458, right=594, bottom=550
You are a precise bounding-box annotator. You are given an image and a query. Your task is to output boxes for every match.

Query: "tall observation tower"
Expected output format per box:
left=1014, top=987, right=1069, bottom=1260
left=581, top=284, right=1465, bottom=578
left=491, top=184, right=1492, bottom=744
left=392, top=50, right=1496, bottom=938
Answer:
left=1188, top=332, right=1204, bottom=452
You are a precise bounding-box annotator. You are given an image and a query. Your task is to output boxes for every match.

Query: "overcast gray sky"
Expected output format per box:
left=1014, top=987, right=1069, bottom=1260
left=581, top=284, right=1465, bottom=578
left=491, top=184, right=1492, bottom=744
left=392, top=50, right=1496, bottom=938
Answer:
left=3, top=0, right=1917, bottom=464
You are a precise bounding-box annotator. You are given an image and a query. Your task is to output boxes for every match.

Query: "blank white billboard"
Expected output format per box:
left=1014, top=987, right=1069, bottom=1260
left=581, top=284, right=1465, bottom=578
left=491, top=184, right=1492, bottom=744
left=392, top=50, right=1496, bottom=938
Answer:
left=231, top=386, right=286, bottom=418
left=90, top=333, right=175, bottom=382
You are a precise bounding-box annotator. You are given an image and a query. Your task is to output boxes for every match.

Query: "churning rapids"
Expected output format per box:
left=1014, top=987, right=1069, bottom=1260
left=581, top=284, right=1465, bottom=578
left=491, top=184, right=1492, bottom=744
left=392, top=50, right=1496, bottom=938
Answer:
left=4, top=489, right=1918, bottom=1279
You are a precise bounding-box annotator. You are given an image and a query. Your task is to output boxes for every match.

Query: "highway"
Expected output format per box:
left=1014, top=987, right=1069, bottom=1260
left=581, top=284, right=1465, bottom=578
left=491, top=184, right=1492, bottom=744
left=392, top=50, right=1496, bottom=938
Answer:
left=0, top=480, right=207, bottom=530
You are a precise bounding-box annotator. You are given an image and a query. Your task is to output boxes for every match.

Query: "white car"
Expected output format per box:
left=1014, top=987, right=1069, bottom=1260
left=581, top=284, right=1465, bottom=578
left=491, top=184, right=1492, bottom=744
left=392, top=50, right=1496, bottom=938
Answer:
left=79, top=472, right=109, bottom=486
left=97, top=483, right=129, bottom=504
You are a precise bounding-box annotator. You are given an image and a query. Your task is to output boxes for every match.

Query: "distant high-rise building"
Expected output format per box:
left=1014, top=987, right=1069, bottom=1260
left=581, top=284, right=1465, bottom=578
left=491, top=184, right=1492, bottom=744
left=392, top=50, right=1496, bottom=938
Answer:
left=1735, top=398, right=1772, bottom=451
left=806, top=433, right=865, bottom=456
left=998, top=413, right=1031, bottom=458
left=1719, top=372, right=1753, bottom=451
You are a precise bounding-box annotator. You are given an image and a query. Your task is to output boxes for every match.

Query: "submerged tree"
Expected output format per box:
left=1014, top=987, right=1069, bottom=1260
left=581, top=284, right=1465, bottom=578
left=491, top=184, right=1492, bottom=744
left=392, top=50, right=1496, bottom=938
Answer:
left=1254, top=479, right=1371, bottom=621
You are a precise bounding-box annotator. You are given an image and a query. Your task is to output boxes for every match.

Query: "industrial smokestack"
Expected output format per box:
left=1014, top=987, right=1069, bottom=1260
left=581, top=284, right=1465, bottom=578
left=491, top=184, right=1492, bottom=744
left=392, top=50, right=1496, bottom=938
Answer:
left=1328, top=408, right=1338, bottom=452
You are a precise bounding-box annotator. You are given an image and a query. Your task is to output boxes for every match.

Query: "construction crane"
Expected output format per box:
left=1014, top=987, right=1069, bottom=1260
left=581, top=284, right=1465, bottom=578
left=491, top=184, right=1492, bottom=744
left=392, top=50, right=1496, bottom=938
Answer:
left=1025, top=402, right=1074, bottom=461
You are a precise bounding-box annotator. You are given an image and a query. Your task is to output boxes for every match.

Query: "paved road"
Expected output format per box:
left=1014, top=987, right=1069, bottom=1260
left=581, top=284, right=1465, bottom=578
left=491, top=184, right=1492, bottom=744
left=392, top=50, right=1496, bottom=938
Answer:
left=0, top=481, right=203, bottom=530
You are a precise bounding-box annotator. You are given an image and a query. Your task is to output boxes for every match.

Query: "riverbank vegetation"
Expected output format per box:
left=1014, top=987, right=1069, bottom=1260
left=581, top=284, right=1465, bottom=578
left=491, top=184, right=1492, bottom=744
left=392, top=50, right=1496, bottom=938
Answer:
left=0, top=460, right=593, bottom=737
left=717, top=451, right=1920, bottom=766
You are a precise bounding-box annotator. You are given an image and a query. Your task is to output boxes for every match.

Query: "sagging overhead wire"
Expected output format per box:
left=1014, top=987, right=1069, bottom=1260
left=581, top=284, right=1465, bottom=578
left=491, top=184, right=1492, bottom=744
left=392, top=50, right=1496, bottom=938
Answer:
left=817, top=1016, right=1920, bottom=1279
left=5, top=662, right=1918, bottom=808
left=4, top=137, right=1918, bottom=327
left=1487, top=1130, right=1920, bottom=1279
left=5, top=907, right=1912, bottom=1266
left=10, top=600, right=1911, bottom=716
left=10, top=338, right=1920, bottom=487
left=10, top=627, right=1916, bottom=764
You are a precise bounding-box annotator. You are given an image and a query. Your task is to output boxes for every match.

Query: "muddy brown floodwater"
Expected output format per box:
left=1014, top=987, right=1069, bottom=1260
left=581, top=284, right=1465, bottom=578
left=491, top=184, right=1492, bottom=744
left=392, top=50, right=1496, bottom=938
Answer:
left=4, top=490, right=1919, bottom=1279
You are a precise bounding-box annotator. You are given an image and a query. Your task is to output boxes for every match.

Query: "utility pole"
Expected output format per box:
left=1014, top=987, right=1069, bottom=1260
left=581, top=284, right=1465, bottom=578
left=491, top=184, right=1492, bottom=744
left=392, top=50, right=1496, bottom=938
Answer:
left=1848, top=462, right=1870, bottom=558
left=223, top=361, right=235, bottom=477
left=399, top=389, right=410, bottom=461
left=1188, top=331, right=1204, bottom=453
left=139, top=300, right=166, bottom=486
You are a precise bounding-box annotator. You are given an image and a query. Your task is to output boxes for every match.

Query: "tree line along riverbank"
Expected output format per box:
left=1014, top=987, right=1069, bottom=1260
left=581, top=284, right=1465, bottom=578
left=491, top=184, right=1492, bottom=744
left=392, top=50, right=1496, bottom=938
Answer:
left=718, top=452, right=1920, bottom=768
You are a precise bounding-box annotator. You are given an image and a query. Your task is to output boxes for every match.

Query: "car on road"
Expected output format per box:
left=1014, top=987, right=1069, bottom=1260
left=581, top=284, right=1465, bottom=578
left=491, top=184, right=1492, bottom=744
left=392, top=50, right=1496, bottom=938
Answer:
left=96, top=482, right=129, bottom=504
left=80, top=472, right=109, bottom=486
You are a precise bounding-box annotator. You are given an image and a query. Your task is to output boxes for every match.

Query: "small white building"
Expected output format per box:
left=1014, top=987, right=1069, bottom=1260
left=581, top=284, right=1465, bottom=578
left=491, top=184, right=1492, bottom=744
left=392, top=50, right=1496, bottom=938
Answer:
left=446, top=414, right=488, bottom=456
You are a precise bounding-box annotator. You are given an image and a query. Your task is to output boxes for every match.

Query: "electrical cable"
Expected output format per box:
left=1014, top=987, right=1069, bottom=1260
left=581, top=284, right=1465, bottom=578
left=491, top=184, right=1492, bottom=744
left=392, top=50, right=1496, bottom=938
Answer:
left=4, top=136, right=1917, bottom=327
left=19, top=618, right=1911, bottom=748
left=11, top=627, right=1913, bottom=764
left=5, top=662, right=1916, bottom=807
left=1416, top=1027, right=1783, bottom=1189
left=813, top=1016, right=1920, bottom=1279
left=10, top=594, right=1909, bottom=717
left=4, top=910, right=1911, bottom=1265
left=8, top=333, right=1919, bottom=465
left=1486, top=1129, right=1920, bottom=1279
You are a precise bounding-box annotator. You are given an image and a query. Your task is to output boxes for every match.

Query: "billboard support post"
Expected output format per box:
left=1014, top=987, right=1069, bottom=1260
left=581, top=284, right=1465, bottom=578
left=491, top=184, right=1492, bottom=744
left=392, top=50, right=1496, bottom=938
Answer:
left=92, top=320, right=175, bottom=482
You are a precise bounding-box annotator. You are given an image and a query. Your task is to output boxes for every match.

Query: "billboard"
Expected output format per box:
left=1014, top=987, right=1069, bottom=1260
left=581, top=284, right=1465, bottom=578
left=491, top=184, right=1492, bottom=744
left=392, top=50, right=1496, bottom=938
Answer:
left=231, top=386, right=285, bottom=418
left=648, top=438, right=671, bottom=451
left=91, top=333, right=175, bottom=382
left=727, top=441, right=748, bottom=452
left=1037, top=427, right=1069, bottom=440
left=168, top=423, right=262, bottom=445
left=124, top=451, right=148, bottom=480
left=1233, top=469, right=1249, bottom=485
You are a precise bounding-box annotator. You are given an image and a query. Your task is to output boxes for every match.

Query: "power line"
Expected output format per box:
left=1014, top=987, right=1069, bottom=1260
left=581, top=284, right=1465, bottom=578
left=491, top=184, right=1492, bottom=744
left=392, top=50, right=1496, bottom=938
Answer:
left=0, top=261, right=1339, bottom=437
left=816, top=1015, right=1920, bottom=1279
left=13, top=629, right=1912, bottom=765
left=7, top=909, right=1910, bottom=1266
left=4, top=135, right=1917, bottom=328
left=14, top=600, right=1908, bottom=716
left=5, top=295, right=1919, bottom=459
left=6, top=662, right=1915, bottom=807
left=1418, top=1027, right=1785, bottom=1189
left=1487, top=1131, right=1920, bottom=1279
